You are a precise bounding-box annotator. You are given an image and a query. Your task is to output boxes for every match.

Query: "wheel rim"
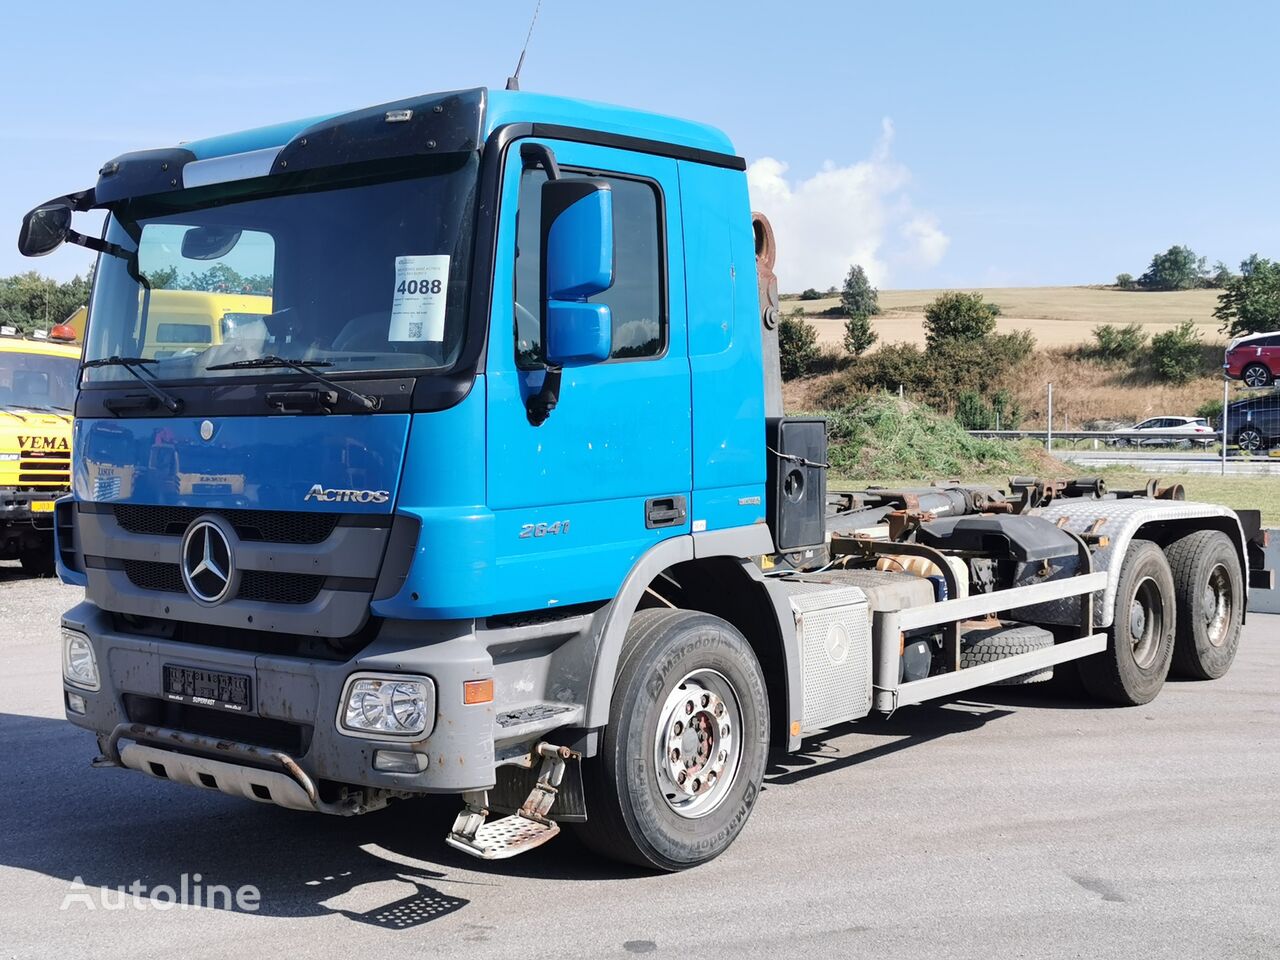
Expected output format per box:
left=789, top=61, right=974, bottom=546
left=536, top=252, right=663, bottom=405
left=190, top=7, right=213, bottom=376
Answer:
left=653, top=669, right=743, bottom=819
left=1202, top=563, right=1233, bottom=648
left=1245, top=365, right=1269, bottom=387
left=1240, top=429, right=1262, bottom=451
left=1128, top=576, right=1164, bottom=669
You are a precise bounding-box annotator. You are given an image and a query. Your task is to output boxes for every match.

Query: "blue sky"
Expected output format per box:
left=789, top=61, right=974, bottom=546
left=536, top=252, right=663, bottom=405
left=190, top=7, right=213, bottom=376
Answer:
left=2, top=0, right=1276, bottom=291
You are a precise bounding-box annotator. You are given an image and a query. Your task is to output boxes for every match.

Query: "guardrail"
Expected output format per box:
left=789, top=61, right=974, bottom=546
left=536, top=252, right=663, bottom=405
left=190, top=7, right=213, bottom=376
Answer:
left=967, top=429, right=1222, bottom=449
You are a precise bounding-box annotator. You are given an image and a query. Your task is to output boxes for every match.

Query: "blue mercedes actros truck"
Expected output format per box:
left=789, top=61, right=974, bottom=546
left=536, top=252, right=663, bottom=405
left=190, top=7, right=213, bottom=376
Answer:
left=20, top=87, right=1269, bottom=870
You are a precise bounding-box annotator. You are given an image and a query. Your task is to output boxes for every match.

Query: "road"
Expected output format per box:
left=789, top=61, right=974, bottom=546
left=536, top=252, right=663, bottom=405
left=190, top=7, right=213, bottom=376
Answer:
left=2, top=564, right=1278, bottom=959
left=1054, top=449, right=1280, bottom=475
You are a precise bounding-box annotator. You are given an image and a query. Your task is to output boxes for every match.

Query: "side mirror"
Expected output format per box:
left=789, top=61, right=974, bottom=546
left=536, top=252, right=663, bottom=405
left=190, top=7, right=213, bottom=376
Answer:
left=18, top=203, right=73, bottom=257
left=181, top=225, right=242, bottom=260
left=541, top=178, right=613, bottom=366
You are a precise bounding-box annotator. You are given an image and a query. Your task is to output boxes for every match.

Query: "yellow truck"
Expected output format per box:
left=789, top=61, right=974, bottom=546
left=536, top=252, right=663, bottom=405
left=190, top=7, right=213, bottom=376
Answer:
left=0, top=326, right=79, bottom=574
left=64, top=288, right=272, bottom=358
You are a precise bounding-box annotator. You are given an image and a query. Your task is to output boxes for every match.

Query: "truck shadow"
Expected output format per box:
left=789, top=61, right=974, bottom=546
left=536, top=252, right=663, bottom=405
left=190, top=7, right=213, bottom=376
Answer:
left=0, top=712, right=653, bottom=931
left=0, top=560, right=41, bottom=583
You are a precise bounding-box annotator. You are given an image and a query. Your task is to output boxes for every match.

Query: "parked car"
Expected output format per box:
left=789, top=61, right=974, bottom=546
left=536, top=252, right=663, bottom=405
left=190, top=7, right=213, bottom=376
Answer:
left=1224, top=331, right=1280, bottom=388
left=1223, top=393, right=1280, bottom=452
left=1111, top=416, right=1216, bottom=447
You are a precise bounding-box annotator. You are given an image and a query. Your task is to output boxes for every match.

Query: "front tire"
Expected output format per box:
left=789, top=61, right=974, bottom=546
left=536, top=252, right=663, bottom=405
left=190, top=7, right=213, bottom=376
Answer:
left=1166, top=531, right=1243, bottom=680
left=1236, top=426, right=1266, bottom=452
left=19, top=543, right=55, bottom=577
left=576, top=609, right=770, bottom=871
left=1080, top=540, right=1176, bottom=705
left=1242, top=363, right=1272, bottom=388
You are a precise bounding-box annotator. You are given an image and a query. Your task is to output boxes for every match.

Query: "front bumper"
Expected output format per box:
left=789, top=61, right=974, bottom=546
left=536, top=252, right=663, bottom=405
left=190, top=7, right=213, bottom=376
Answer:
left=62, top=601, right=502, bottom=802
left=1, top=487, right=58, bottom=533
left=62, top=601, right=593, bottom=811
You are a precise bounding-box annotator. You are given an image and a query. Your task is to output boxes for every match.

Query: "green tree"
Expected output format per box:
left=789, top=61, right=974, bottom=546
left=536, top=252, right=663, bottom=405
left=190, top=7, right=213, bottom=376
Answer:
left=1213, top=254, right=1280, bottom=338
left=923, top=291, right=999, bottom=348
left=842, top=313, right=877, bottom=356
left=1138, top=245, right=1207, bottom=290
left=1150, top=320, right=1204, bottom=383
left=798, top=287, right=823, bottom=301
left=778, top=310, right=819, bottom=380
left=840, top=264, right=880, bottom=321
left=1115, top=272, right=1135, bottom=290
left=1209, top=261, right=1234, bottom=288
left=0, top=271, right=92, bottom=333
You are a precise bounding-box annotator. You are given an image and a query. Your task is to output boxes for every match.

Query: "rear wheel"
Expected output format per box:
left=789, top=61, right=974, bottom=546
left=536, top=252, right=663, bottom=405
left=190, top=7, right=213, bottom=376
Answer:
left=1080, top=540, right=1176, bottom=705
left=575, top=609, right=770, bottom=871
left=19, top=543, right=55, bottom=577
left=1236, top=426, right=1266, bottom=452
left=1242, top=363, right=1272, bottom=388
left=1166, top=531, right=1243, bottom=680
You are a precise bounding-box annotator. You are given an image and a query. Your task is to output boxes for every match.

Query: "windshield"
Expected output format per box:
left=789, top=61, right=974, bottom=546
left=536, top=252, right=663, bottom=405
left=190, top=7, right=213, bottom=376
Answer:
left=83, top=153, right=479, bottom=384
left=0, top=351, right=77, bottom=411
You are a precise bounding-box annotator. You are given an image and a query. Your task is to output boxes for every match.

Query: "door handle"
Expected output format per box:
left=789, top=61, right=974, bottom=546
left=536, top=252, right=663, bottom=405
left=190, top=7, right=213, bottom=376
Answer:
left=645, top=495, right=687, bottom=529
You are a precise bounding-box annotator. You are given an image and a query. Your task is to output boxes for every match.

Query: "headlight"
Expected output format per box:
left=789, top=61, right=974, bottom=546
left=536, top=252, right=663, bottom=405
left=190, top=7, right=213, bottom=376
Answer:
left=338, top=674, right=434, bottom=739
left=62, top=628, right=100, bottom=691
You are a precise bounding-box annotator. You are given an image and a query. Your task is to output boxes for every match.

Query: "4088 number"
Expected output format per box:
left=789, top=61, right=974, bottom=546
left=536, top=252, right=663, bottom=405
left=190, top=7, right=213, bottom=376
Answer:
left=397, top=278, right=442, bottom=295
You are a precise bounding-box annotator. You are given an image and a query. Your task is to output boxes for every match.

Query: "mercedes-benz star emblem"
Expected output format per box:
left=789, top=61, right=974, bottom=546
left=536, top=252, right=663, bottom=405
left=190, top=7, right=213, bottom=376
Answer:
left=180, top=518, right=237, bottom=605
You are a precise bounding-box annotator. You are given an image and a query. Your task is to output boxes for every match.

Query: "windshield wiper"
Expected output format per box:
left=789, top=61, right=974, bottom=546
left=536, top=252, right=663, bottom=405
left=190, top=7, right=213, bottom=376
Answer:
left=205, top=356, right=380, bottom=411
left=82, top=356, right=183, bottom=413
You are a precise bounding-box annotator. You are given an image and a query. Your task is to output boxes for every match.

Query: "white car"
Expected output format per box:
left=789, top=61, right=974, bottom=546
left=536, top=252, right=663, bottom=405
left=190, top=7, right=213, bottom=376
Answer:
left=1111, top=416, right=1216, bottom=447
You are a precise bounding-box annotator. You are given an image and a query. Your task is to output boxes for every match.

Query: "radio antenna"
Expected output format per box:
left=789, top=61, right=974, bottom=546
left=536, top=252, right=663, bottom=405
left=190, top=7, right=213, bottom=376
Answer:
left=505, top=0, right=543, bottom=91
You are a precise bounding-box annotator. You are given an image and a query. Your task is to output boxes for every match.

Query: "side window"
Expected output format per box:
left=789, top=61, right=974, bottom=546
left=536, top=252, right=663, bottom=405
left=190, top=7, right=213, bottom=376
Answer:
left=514, top=165, right=664, bottom=367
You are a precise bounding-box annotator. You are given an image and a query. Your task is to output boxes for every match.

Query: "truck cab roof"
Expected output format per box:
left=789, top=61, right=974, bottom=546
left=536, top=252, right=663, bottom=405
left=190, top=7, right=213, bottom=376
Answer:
left=94, top=88, right=741, bottom=205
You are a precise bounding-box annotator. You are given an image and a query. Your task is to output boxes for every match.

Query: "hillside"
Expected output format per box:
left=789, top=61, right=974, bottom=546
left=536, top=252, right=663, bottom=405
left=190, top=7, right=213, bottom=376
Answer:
left=786, top=285, right=1224, bottom=350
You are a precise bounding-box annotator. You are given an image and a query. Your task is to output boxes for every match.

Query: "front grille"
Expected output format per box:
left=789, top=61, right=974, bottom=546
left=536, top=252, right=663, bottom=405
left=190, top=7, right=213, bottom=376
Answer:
left=238, top=570, right=324, bottom=604
left=122, top=559, right=185, bottom=593
left=19, top=451, right=70, bottom=487
left=113, top=505, right=340, bottom=544
left=122, top=558, right=325, bottom=605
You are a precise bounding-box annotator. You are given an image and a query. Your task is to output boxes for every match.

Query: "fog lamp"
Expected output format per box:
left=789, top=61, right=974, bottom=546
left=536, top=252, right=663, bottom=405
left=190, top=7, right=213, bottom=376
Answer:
left=373, top=750, right=429, bottom=773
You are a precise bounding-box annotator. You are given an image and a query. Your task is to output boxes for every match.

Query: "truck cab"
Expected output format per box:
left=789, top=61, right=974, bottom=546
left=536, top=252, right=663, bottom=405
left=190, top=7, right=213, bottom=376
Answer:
left=21, top=87, right=1265, bottom=871
left=0, top=326, right=77, bottom=573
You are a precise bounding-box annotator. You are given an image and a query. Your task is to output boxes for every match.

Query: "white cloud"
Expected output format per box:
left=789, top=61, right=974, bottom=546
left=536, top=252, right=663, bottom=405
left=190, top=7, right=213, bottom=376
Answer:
left=746, top=119, right=949, bottom=291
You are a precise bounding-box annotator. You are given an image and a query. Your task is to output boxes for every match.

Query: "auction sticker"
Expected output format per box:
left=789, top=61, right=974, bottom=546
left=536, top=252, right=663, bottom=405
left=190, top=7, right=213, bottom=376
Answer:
left=389, top=255, right=449, bottom=342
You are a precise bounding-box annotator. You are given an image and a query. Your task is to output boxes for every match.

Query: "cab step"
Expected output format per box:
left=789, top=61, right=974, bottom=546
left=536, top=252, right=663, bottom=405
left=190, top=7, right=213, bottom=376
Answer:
left=445, top=742, right=575, bottom=860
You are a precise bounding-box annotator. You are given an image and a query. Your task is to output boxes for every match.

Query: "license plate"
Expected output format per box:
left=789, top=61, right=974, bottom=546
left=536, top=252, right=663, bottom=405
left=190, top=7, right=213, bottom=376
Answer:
left=162, top=664, right=253, bottom=713
left=30, top=501, right=54, bottom=513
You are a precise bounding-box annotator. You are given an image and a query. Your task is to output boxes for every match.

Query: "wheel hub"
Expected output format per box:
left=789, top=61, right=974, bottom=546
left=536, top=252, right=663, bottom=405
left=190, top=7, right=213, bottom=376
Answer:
left=1203, top=564, right=1232, bottom=647
left=655, top=671, right=742, bottom=818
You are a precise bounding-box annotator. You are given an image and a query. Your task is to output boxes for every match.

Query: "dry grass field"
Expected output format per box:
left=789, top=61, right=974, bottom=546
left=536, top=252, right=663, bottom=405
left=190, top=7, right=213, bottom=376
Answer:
left=787, top=285, right=1223, bottom=350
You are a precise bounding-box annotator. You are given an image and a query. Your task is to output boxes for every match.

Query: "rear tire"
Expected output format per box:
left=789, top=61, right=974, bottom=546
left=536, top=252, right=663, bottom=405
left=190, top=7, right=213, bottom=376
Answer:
left=1242, top=363, right=1272, bottom=388
left=19, top=543, right=55, bottom=577
left=1166, top=531, right=1243, bottom=680
left=1080, top=540, right=1176, bottom=706
left=575, top=609, right=770, bottom=871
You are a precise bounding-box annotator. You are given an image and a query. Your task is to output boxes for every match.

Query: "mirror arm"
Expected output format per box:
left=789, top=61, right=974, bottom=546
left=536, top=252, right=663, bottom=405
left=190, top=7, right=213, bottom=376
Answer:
left=66, top=230, right=132, bottom=262
left=525, top=366, right=563, bottom=426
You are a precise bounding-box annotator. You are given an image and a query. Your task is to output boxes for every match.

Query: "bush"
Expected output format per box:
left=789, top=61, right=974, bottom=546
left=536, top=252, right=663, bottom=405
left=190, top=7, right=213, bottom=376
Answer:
left=1196, top=398, right=1224, bottom=423
left=1149, top=320, right=1204, bottom=383
left=1089, top=323, right=1148, bottom=362
left=798, top=288, right=823, bottom=301
left=778, top=311, right=819, bottom=380
left=923, top=291, right=1000, bottom=348
left=820, top=394, right=1037, bottom=478
left=1115, top=273, right=1135, bottom=290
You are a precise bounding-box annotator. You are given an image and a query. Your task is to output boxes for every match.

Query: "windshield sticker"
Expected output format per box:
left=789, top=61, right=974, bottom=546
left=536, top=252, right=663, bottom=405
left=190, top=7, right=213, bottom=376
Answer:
left=389, top=255, right=449, bottom=342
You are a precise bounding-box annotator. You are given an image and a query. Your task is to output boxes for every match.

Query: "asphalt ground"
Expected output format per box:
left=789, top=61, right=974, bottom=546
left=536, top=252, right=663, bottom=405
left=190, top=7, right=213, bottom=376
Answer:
left=1, top=563, right=1277, bottom=959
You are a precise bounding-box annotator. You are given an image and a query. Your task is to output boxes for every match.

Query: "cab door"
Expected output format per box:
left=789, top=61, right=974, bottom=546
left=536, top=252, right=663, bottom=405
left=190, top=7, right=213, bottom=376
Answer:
left=484, top=139, right=691, bottom=613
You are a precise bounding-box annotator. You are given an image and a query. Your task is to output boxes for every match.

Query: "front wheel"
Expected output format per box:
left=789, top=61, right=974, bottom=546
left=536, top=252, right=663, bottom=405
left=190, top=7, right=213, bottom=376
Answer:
left=1242, top=363, right=1272, bottom=388
left=1080, top=540, right=1176, bottom=705
left=575, top=609, right=770, bottom=871
left=1236, top=426, right=1266, bottom=452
